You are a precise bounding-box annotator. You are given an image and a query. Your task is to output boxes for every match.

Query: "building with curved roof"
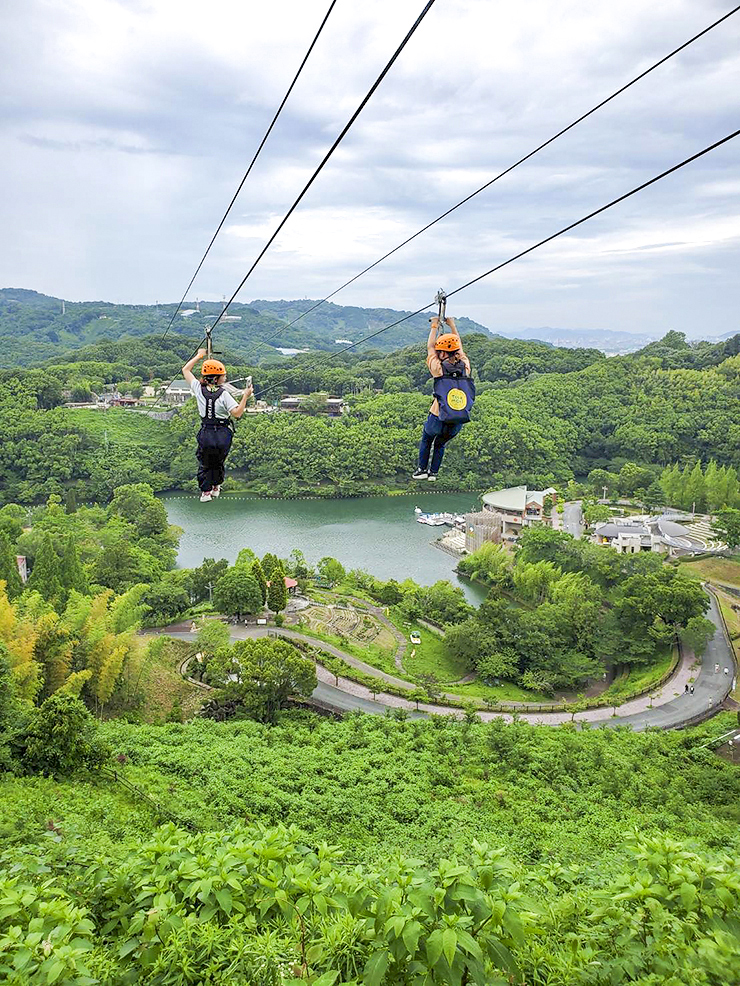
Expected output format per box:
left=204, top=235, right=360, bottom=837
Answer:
left=481, top=485, right=557, bottom=538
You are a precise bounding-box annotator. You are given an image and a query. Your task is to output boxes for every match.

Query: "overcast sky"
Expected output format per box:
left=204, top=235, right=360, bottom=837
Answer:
left=2, top=0, right=739, bottom=338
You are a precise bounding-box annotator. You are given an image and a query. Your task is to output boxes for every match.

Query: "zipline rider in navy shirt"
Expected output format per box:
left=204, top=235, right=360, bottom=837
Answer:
left=412, top=316, right=475, bottom=482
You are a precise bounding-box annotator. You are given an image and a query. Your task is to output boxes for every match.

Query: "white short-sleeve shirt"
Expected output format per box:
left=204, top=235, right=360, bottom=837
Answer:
left=190, top=379, right=238, bottom=419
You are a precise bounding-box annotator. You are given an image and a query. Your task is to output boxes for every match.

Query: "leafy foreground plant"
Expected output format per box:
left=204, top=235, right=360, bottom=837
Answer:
left=1, top=823, right=739, bottom=985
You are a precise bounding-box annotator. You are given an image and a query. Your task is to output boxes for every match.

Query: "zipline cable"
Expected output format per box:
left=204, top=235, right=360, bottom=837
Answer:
left=261, top=2, right=740, bottom=341
left=159, top=0, right=340, bottom=345
left=252, top=126, right=740, bottom=400
left=204, top=0, right=438, bottom=341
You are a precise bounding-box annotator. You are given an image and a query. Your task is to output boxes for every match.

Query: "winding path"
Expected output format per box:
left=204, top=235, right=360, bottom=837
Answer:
left=165, top=584, right=736, bottom=730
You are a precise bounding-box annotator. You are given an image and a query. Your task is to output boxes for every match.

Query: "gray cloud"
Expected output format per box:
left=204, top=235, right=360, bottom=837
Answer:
left=0, top=0, right=738, bottom=334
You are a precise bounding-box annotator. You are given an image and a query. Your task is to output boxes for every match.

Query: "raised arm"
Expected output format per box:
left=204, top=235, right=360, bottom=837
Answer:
left=182, top=348, right=206, bottom=386
left=230, top=383, right=253, bottom=420
left=427, top=316, right=441, bottom=358
left=445, top=317, right=471, bottom=372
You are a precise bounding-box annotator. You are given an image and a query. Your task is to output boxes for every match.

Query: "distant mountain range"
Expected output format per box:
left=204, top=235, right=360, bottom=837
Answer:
left=0, top=288, right=496, bottom=367
left=495, top=326, right=738, bottom=354
left=494, top=327, right=659, bottom=354
left=0, top=288, right=734, bottom=367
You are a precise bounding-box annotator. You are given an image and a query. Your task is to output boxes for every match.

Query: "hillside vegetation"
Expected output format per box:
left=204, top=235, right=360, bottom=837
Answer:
left=0, top=288, right=493, bottom=366
left=1, top=712, right=739, bottom=985
left=0, top=323, right=739, bottom=503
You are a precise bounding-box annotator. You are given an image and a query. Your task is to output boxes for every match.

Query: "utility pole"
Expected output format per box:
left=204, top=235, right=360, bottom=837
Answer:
left=205, top=581, right=215, bottom=604
left=602, top=485, right=608, bottom=503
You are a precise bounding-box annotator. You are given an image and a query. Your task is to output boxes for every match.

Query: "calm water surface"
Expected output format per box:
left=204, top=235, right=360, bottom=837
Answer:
left=162, top=492, right=487, bottom=604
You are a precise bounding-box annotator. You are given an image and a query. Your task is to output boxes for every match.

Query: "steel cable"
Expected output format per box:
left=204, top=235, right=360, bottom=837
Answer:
left=258, top=3, right=740, bottom=342
left=159, top=0, right=339, bottom=344
left=252, top=126, right=740, bottom=399
left=204, top=0, right=438, bottom=341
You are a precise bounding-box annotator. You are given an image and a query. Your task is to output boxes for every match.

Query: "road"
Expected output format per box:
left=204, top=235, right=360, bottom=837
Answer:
left=561, top=500, right=583, bottom=539
left=166, top=585, right=735, bottom=730
left=608, top=589, right=736, bottom=730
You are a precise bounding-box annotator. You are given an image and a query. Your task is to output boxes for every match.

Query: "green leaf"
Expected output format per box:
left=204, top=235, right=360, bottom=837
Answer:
left=402, top=920, right=422, bottom=956
left=501, top=908, right=525, bottom=946
left=215, top=888, right=232, bottom=914
left=408, top=889, right=435, bottom=919
left=312, top=972, right=338, bottom=986
left=715, top=886, right=733, bottom=909
left=449, top=885, right=483, bottom=905
left=363, top=950, right=389, bottom=986
left=196, top=878, right=212, bottom=903
left=306, top=943, right=323, bottom=965
left=426, top=929, right=444, bottom=968
left=119, top=939, right=139, bottom=958
left=46, top=960, right=65, bottom=983
left=679, top=882, right=697, bottom=911
left=486, top=939, right=519, bottom=978
left=455, top=929, right=483, bottom=961
left=442, top=928, right=457, bottom=967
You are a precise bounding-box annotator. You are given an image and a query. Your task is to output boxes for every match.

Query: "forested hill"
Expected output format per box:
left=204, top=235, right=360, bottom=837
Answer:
left=0, top=287, right=494, bottom=366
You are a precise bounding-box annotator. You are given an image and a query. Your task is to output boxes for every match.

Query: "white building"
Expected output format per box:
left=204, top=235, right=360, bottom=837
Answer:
left=593, top=516, right=710, bottom=556
left=481, top=486, right=557, bottom=538
left=163, top=380, right=192, bottom=404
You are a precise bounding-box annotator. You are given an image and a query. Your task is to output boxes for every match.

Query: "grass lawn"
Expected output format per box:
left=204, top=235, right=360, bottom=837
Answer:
left=600, top=645, right=677, bottom=703
left=714, top=590, right=740, bottom=701
left=678, top=555, right=740, bottom=590
left=449, top=679, right=553, bottom=704
left=66, top=408, right=170, bottom=449
left=402, top=625, right=468, bottom=682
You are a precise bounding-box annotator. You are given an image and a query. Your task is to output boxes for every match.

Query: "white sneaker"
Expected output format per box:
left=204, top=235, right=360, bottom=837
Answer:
left=427, top=473, right=438, bottom=483
left=200, top=491, right=212, bottom=502
left=211, top=486, right=221, bottom=498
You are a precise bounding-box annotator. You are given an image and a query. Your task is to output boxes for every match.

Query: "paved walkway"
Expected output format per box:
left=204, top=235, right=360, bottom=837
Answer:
left=166, top=584, right=735, bottom=730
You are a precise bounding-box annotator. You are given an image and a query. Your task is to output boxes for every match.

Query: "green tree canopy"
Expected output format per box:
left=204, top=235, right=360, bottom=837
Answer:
left=22, top=693, right=107, bottom=776
left=267, top=562, right=288, bottom=614
left=712, top=508, right=740, bottom=548
left=213, top=568, right=263, bottom=617
left=251, top=558, right=268, bottom=604
left=317, top=556, right=346, bottom=585
left=213, top=638, right=317, bottom=723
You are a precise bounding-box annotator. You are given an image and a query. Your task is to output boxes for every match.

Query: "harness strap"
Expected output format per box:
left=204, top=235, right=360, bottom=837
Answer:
left=201, top=383, right=224, bottom=421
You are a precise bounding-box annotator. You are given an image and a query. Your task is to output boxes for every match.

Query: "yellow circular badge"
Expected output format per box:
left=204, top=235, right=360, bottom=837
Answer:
left=447, top=388, right=468, bottom=411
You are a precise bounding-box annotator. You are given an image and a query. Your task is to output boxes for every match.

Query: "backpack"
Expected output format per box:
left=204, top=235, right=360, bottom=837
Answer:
left=433, top=362, right=476, bottom=422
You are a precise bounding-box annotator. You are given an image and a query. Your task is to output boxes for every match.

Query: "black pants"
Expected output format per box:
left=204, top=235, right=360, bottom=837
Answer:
left=196, top=424, right=233, bottom=492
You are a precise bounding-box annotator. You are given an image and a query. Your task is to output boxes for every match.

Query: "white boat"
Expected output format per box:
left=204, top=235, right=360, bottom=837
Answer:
left=417, top=512, right=454, bottom=526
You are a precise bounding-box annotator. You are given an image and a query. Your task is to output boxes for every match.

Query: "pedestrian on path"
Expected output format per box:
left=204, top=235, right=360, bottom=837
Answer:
left=690, top=685, right=695, bottom=694
left=725, top=667, right=730, bottom=676
left=685, top=683, right=689, bottom=693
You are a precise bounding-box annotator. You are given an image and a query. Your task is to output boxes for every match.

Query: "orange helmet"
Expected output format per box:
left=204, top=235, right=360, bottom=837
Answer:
left=435, top=333, right=461, bottom=352
left=202, top=359, right=226, bottom=376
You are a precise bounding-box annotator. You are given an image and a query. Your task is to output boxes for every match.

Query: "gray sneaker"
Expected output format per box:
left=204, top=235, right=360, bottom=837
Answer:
left=427, top=473, right=438, bottom=483
left=412, top=469, right=428, bottom=480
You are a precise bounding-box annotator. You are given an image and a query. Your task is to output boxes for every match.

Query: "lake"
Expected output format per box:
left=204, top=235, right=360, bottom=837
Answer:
left=162, top=492, right=488, bottom=603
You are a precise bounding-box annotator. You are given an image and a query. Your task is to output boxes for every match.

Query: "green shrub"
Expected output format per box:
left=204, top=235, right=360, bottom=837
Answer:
left=0, top=874, right=96, bottom=985
left=22, top=694, right=108, bottom=777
